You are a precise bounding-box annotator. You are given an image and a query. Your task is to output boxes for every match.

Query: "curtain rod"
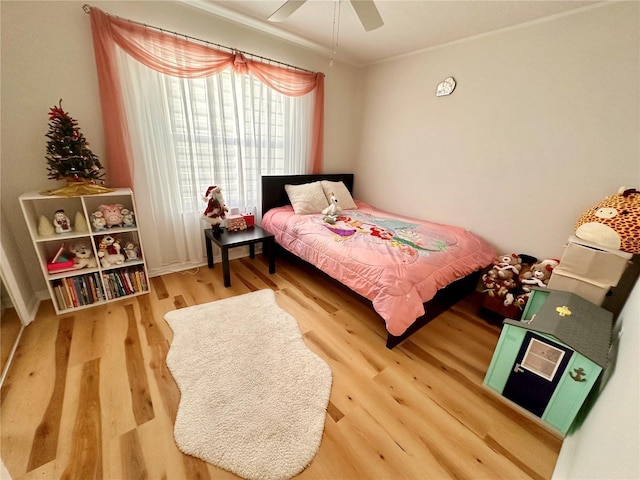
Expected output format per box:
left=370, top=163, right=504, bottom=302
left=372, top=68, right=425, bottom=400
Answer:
left=82, top=4, right=315, bottom=74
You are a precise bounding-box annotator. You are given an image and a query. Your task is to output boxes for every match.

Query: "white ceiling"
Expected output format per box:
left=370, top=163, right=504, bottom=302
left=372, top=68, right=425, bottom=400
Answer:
left=185, top=0, right=601, bottom=66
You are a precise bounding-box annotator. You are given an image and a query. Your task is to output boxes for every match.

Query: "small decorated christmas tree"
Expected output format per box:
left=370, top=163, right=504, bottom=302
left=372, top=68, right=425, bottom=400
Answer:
left=45, top=99, right=104, bottom=183
left=43, top=100, right=113, bottom=196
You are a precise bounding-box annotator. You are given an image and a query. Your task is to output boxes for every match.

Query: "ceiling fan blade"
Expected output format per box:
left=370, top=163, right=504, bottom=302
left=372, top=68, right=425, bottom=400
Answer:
left=349, top=0, right=384, bottom=32
left=268, top=0, right=307, bottom=22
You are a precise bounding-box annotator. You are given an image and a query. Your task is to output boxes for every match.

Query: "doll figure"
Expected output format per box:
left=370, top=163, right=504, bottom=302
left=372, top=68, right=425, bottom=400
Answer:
left=124, top=241, right=140, bottom=261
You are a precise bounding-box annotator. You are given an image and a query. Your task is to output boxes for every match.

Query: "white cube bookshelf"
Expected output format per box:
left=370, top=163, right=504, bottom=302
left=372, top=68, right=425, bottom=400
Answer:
left=19, top=188, right=150, bottom=314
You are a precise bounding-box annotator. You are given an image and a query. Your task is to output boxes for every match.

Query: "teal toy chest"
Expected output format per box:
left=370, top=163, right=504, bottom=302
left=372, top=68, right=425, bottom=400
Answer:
left=483, top=289, right=614, bottom=435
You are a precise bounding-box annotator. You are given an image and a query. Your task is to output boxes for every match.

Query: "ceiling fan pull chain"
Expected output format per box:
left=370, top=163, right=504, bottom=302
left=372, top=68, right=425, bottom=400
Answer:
left=330, top=0, right=342, bottom=67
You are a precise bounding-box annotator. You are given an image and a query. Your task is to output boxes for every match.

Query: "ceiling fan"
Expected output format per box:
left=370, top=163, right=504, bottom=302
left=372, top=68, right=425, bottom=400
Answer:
left=268, top=0, right=384, bottom=32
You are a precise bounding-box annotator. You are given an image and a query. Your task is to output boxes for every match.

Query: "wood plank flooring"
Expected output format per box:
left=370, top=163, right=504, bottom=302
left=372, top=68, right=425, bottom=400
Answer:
left=1, top=253, right=562, bottom=479
left=1, top=307, right=22, bottom=375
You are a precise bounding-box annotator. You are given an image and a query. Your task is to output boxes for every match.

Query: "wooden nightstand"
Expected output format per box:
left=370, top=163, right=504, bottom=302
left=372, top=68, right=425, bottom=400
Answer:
left=204, top=226, right=275, bottom=287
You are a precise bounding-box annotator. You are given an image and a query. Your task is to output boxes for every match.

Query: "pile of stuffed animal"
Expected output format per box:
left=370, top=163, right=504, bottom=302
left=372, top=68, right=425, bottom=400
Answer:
left=483, top=187, right=639, bottom=315
left=482, top=253, right=559, bottom=310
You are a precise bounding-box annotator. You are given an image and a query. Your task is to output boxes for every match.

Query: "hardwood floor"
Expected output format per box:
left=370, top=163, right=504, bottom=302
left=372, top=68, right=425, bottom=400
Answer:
left=1, top=307, right=22, bottom=376
left=1, top=253, right=562, bottom=479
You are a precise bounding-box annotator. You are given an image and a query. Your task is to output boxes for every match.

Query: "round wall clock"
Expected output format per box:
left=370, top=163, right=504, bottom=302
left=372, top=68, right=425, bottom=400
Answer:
left=436, top=77, right=456, bottom=97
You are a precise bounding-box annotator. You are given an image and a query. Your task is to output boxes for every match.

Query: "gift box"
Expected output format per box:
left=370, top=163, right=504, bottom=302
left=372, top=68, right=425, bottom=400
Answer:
left=241, top=213, right=255, bottom=227
left=226, top=214, right=247, bottom=232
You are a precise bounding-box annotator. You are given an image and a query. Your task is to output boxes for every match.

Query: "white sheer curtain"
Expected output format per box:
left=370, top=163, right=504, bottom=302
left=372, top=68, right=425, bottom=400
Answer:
left=115, top=49, right=313, bottom=276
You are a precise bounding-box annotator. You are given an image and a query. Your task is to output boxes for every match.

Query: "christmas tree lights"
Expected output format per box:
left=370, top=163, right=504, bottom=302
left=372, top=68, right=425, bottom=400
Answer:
left=45, top=99, right=104, bottom=182
left=43, top=100, right=113, bottom=196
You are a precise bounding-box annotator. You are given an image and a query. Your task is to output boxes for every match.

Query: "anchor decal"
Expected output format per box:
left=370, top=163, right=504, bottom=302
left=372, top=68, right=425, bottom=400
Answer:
left=570, top=367, right=587, bottom=382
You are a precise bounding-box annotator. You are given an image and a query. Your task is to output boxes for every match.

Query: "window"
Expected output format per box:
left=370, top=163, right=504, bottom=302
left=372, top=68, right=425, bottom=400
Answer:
left=163, top=70, right=311, bottom=213
left=521, top=338, right=566, bottom=381
left=116, top=48, right=313, bottom=274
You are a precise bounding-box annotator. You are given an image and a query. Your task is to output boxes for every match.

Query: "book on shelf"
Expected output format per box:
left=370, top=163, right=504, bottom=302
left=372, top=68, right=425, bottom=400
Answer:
left=52, top=280, right=67, bottom=310
left=52, top=273, right=106, bottom=310
left=54, top=267, right=148, bottom=309
left=64, top=278, right=77, bottom=307
left=101, top=267, right=148, bottom=300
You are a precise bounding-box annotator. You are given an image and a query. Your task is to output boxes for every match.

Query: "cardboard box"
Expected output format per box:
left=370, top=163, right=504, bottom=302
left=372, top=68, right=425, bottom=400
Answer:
left=558, top=236, right=631, bottom=287
left=547, top=268, right=610, bottom=306
left=226, top=214, right=247, bottom=232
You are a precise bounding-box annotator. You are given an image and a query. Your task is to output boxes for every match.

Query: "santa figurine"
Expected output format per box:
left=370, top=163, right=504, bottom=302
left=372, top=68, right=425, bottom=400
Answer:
left=203, top=185, right=228, bottom=233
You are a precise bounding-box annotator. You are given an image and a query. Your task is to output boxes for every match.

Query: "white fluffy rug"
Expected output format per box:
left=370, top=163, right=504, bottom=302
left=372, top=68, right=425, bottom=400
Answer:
left=164, top=289, right=332, bottom=480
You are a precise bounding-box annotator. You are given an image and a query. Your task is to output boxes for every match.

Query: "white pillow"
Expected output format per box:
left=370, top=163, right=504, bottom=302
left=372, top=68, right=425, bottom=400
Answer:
left=284, top=182, right=329, bottom=215
left=321, top=180, right=357, bottom=210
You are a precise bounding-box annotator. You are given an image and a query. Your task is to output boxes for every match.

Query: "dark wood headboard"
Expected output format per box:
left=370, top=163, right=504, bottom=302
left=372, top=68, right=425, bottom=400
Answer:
left=261, top=174, right=354, bottom=215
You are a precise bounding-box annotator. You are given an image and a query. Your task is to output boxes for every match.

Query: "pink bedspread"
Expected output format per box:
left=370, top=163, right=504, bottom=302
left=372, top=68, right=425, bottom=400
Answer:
left=262, top=201, right=496, bottom=336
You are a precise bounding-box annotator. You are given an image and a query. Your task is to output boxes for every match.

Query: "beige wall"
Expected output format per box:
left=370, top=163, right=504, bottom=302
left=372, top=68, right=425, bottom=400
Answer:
left=0, top=1, right=361, bottom=295
left=354, top=2, right=639, bottom=261
left=354, top=5, right=639, bottom=478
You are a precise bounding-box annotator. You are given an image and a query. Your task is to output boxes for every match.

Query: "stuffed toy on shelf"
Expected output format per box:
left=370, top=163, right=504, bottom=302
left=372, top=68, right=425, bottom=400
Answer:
left=97, top=234, right=125, bottom=268
left=71, top=241, right=98, bottom=269
left=52, top=209, right=72, bottom=234
left=91, top=211, right=107, bottom=231
left=123, top=241, right=140, bottom=261
left=98, top=204, right=125, bottom=228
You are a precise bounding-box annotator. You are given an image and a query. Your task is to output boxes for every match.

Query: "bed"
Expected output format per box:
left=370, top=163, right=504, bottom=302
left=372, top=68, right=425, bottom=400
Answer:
left=261, top=174, right=497, bottom=348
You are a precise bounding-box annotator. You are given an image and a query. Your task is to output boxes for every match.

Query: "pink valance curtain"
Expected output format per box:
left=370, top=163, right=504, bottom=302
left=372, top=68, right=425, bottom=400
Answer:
left=89, top=7, right=324, bottom=187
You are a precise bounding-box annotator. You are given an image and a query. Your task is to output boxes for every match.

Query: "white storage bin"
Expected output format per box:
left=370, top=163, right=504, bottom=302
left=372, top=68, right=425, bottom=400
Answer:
left=558, top=236, right=631, bottom=287
left=547, top=268, right=610, bottom=306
